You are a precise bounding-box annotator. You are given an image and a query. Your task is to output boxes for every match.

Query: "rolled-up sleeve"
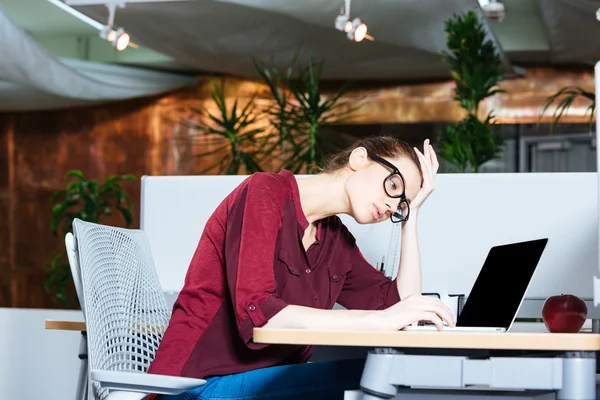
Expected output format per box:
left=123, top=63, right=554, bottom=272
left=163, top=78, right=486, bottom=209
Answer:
left=336, top=244, right=401, bottom=310
left=224, top=175, right=289, bottom=349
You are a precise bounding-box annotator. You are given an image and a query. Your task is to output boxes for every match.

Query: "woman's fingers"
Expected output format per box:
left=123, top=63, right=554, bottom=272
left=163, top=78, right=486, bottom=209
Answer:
left=421, top=297, right=456, bottom=327
left=435, top=301, right=456, bottom=327
left=415, top=148, right=432, bottom=182
left=424, top=139, right=435, bottom=169
left=420, top=139, right=439, bottom=176
left=429, top=143, right=439, bottom=173
left=419, top=311, right=444, bottom=331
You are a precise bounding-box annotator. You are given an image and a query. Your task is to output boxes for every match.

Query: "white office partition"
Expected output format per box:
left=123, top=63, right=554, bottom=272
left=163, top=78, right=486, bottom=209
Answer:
left=141, top=175, right=249, bottom=292
left=141, top=172, right=598, bottom=311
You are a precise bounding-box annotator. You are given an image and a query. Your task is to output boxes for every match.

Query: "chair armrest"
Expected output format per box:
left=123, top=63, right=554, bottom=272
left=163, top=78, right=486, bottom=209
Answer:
left=91, top=370, right=206, bottom=395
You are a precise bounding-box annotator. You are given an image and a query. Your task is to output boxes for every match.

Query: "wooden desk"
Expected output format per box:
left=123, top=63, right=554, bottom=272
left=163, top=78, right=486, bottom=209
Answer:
left=45, top=320, right=164, bottom=335
left=45, top=319, right=86, bottom=332
left=46, top=320, right=600, bottom=351
left=254, top=328, right=600, bottom=400
left=253, top=328, right=600, bottom=351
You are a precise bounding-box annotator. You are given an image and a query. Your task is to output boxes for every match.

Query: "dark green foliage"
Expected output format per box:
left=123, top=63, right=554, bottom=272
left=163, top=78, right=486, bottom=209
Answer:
left=44, top=170, right=135, bottom=308
left=254, top=56, right=360, bottom=174
left=183, top=80, right=267, bottom=175
left=540, top=86, right=595, bottom=132
left=438, top=10, right=505, bottom=172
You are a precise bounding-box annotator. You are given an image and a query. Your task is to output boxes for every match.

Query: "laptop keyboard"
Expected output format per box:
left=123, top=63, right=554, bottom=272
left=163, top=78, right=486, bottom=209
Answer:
left=417, top=321, right=450, bottom=326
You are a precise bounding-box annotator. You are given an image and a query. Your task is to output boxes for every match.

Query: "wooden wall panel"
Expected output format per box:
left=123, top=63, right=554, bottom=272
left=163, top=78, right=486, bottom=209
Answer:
left=3, top=98, right=163, bottom=308
left=0, top=116, right=11, bottom=306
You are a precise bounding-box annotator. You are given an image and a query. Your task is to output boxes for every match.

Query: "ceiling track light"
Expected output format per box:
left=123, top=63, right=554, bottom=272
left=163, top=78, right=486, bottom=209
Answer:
left=478, top=0, right=506, bottom=23
left=48, top=0, right=137, bottom=50
left=98, top=1, right=131, bottom=51
left=334, top=0, right=372, bottom=42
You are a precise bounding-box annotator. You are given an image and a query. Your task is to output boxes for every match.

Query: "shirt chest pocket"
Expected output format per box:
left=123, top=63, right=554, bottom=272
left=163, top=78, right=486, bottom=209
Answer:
left=273, top=248, right=301, bottom=298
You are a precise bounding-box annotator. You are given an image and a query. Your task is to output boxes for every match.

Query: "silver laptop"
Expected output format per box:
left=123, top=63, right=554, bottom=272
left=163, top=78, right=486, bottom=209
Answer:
left=404, top=238, right=548, bottom=333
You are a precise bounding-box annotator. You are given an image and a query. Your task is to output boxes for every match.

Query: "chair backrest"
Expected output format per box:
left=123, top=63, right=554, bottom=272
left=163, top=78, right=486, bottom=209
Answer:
left=65, top=232, right=85, bottom=317
left=72, top=218, right=171, bottom=399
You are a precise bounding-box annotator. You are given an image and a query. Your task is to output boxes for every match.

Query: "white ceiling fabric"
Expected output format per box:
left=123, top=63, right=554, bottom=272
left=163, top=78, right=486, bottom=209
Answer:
left=0, top=5, right=196, bottom=111
left=5, top=0, right=600, bottom=111
left=71, top=0, right=516, bottom=80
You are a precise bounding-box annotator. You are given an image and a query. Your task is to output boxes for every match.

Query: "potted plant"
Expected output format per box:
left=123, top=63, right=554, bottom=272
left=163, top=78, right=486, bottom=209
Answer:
left=180, top=56, right=362, bottom=175
left=254, top=55, right=360, bottom=173
left=44, top=170, right=136, bottom=308
left=438, top=10, right=505, bottom=172
left=181, top=80, right=268, bottom=175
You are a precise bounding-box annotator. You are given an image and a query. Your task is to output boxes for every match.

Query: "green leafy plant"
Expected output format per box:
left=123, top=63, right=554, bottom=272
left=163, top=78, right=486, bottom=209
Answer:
left=439, top=114, right=503, bottom=172
left=438, top=10, right=505, bottom=172
left=183, top=80, right=268, bottom=175
left=255, top=56, right=360, bottom=174
left=44, top=170, right=136, bottom=308
left=252, top=57, right=297, bottom=170
left=540, top=86, right=595, bottom=132
left=181, top=57, right=361, bottom=176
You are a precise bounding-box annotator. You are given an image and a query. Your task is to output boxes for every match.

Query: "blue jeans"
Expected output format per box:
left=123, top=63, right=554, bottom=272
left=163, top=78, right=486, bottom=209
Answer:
left=158, top=358, right=365, bottom=400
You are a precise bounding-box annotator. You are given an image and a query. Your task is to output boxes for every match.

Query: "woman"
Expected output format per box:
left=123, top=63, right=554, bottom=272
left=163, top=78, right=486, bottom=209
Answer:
left=148, top=136, right=455, bottom=400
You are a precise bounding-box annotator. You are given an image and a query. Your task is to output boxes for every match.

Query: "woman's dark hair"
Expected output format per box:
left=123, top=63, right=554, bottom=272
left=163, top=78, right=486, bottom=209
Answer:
left=320, top=135, right=423, bottom=181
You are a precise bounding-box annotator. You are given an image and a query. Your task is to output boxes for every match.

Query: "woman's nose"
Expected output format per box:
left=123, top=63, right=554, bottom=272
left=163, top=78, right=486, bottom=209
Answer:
left=384, top=201, right=395, bottom=213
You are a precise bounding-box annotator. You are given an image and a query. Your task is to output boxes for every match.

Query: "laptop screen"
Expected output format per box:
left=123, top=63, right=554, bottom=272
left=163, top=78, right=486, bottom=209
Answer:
left=457, top=238, right=548, bottom=329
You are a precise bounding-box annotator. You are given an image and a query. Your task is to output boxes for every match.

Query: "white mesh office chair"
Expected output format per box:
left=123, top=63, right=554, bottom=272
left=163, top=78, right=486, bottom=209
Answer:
left=66, top=233, right=85, bottom=316
left=71, top=218, right=205, bottom=400
left=65, top=232, right=90, bottom=400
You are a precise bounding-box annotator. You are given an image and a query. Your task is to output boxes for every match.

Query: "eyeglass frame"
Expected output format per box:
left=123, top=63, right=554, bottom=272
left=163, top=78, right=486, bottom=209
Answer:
left=367, top=153, right=410, bottom=223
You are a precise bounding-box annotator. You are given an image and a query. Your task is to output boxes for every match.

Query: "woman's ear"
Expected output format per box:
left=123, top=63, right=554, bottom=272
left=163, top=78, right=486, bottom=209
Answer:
left=348, top=147, right=369, bottom=171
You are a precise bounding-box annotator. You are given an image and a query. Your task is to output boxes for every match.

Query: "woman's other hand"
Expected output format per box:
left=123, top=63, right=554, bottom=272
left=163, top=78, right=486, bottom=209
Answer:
left=375, top=294, right=456, bottom=331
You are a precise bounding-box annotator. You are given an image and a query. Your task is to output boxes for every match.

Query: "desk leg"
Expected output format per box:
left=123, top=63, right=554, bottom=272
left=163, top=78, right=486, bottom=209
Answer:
left=359, top=350, right=399, bottom=399
left=75, top=332, right=89, bottom=400
left=556, top=351, right=596, bottom=400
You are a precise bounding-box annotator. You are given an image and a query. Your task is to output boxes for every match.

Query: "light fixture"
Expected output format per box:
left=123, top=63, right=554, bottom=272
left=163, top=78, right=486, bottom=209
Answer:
left=47, top=0, right=135, bottom=50
left=98, top=2, right=130, bottom=51
left=334, top=0, right=372, bottom=42
left=112, top=27, right=130, bottom=51
left=334, top=13, right=350, bottom=32
left=478, top=0, right=505, bottom=23
left=347, top=17, right=367, bottom=42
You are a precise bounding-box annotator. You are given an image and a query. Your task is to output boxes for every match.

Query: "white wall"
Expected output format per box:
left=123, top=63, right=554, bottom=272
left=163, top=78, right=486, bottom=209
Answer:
left=0, top=308, right=84, bottom=400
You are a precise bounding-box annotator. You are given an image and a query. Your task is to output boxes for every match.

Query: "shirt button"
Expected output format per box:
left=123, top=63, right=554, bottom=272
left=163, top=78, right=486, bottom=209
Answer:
left=313, top=295, right=318, bottom=300
left=248, top=304, right=256, bottom=311
left=305, top=268, right=311, bottom=274
left=333, top=274, right=338, bottom=280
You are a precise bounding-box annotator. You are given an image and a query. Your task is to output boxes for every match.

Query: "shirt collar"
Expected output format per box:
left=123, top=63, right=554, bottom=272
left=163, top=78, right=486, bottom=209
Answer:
left=278, top=169, right=310, bottom=231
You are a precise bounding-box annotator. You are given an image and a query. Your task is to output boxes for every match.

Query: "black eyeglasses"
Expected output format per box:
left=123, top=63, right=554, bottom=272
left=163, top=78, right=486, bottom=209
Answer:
left=368, top=153, right=410, bottom=223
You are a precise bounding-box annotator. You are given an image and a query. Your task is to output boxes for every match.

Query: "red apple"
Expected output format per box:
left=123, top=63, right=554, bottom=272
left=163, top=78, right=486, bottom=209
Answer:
left=542, top=294, right=587, bottom=333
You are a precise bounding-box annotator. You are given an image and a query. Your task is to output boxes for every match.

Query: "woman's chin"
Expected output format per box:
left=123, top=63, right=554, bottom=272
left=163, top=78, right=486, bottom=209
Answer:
left=353, top=213, right=380, bottom=225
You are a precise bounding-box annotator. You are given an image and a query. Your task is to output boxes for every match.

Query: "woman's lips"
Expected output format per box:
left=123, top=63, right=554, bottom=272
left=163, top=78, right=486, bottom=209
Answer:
left=373, top=204, right=382, bottom=220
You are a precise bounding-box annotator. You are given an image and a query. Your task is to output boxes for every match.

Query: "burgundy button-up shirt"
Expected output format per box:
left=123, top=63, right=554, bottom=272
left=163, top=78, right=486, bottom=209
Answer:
left=147, top=169, right=401, bottom=384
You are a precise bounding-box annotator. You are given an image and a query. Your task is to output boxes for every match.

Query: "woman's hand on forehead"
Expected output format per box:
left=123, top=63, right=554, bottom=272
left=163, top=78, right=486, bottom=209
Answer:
left=408, top=138, right=438, bottom=210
